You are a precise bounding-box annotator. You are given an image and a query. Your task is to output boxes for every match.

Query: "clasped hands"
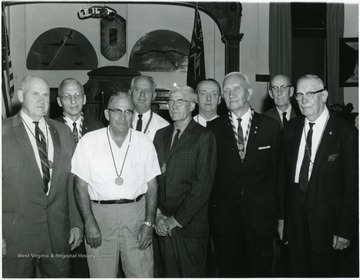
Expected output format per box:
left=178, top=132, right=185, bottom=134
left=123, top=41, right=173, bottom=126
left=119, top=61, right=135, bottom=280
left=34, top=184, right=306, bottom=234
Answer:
left=155, top=213, right=178, bottom=237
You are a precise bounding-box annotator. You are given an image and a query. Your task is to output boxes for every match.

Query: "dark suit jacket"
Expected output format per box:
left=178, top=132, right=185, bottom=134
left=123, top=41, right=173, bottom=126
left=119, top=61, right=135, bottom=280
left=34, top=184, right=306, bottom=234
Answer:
left=278, top=113, right=358, bottom=254
left=263, top=106, right=297, bottom=129
left=207, top=112, right=281, bottom=237
left=153, top=120, right=217, bottom=238
left=55, top=115, right=103, bottom=135
left=2, top=113, right=82, bottom=257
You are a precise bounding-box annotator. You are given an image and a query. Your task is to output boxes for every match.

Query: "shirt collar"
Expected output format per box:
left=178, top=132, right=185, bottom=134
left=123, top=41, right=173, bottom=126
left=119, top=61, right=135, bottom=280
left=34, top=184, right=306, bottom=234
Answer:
left=305, top=106, right=329, bottom=127
left=64, top=114, right=82, bottom=127
left=276, top=104, right=292, bottom=119
left=135, top=110, right=151, bottom=119
left=231, top=107, right=251, bottom=124
left=21, top=109, right=46, bottom=130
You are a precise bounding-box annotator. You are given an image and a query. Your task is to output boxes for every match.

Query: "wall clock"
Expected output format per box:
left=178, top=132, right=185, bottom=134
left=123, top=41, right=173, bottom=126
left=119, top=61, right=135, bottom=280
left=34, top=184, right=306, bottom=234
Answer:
left=26, top=27, right=98, bottom=70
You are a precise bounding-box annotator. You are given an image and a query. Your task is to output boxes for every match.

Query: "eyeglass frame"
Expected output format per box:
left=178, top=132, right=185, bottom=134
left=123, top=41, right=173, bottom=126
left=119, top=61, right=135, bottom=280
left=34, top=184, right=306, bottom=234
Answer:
left=59, top=92, right=85, bottom=101
left=167, top=99, right=190, bottom=107
left=270, top=85, right=292, bottom=94
left=295, top=88, right=325, bottom=100
left=106, top=108, right=134, bottom=116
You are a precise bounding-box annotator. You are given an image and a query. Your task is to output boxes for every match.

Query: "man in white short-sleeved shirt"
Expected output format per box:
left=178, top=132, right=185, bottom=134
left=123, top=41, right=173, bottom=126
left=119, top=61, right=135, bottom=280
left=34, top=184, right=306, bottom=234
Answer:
left=72, top=92, right=161, bottom=278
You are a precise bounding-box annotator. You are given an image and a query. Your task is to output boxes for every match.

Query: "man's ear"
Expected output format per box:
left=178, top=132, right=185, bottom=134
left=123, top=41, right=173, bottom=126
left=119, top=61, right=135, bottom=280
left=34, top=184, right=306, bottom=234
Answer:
left=152, top=92, right=157, bottom=101
left=289, top=87, right=294, bottom=98
left=268, top=90, right=274, bottom=100
left=217, top=95, right=221, bottom=105
left=321, top=90, right=328, bottom=102
left=190, top=102, right=196, bottom=112
left=83, top=95, right=87, bottom=105
left=104, top=109, right=110, bottom=121
left=247, top=88, right=254, bottom=101
left=17, top=89, right=24, bottom=103
left=57, top=97, right=63, bottom=108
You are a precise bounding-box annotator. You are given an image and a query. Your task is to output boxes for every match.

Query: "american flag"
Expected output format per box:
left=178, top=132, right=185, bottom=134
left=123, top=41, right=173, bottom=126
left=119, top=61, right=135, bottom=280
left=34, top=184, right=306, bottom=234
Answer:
left=186, top=7, right=205, bottom=91
left=2, top=10, right=14, bottom=118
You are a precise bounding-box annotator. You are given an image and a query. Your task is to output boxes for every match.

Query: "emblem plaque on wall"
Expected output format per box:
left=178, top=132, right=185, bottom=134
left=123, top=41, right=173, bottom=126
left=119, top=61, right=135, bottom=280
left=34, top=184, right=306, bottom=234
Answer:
left=101, top=14, right=126, bottom=61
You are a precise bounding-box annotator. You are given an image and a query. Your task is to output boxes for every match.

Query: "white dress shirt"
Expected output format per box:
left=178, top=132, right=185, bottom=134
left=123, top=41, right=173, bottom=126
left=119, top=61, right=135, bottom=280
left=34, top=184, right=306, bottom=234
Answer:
left=132, top=110, right=169, bottom=141
left=193, top=114, right=218, bottom=127
left=21, top=110, right=54, bottom=195
left=63, top=114, right=83, bottom=138
left=231, top=107, right=251, bottom=149
left=295, top=107, right=330, bottom=182
left=276, top=104, right=292, bottom=123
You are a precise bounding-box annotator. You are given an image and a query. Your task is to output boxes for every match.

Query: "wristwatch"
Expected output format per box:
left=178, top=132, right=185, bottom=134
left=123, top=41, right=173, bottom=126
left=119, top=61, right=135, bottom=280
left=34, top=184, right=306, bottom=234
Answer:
left=142, top=221, right=155, bottom=228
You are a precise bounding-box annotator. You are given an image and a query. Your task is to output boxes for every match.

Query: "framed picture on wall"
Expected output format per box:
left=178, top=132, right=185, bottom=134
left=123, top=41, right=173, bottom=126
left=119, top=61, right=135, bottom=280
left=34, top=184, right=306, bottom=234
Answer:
left=339, top=37, right=358, bottom=87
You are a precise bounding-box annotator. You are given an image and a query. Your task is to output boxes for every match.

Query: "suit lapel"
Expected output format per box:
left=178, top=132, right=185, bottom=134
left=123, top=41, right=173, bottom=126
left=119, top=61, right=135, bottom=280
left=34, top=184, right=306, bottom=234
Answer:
left=244, top=113, right=261, bottom=164
left=290, top=117, right=305, bottom=181
left=168, top=120, right=196, bottom=156
left=46, top=119, right=61, bottom=198
left=12, top=113, right=45, bottom=189
left=162, top=124, right=174, bottom=164
left=271, top=108, right=283, bottom=129
left=310, top=115, right=336, bottom=180
left=222, top=115, right=240, bottom=160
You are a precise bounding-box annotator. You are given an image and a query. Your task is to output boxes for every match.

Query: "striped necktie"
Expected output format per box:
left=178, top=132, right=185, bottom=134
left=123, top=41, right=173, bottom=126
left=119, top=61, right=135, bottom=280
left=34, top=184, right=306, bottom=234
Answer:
left=299, top=122, right=315, bottom=192
left=73, top=122, right=79, bottom=145
left=33, top=121, right=50, bottom=193
left=237, top=118, right=245, bottom=162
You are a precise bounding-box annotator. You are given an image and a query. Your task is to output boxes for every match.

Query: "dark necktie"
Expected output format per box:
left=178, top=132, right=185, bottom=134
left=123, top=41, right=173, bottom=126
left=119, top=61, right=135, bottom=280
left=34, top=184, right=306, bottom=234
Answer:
left=282, top=112, right=288, bottom=126
left=33, top=121, right=50, bottom=193
left=72, top=122, right=79, bottom=145
left=171, top=129, right=181, bottom=150
left=136, top=114, right=143, bottom=132
left=299, top=122, right=315, bottom=192
left=237, top=118, right=245, bottom=162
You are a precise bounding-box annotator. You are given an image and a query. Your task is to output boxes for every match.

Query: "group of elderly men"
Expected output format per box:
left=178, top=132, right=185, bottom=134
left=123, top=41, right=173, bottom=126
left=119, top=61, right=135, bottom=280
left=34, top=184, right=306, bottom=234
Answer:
left=2, top=72, right=358, bottom=278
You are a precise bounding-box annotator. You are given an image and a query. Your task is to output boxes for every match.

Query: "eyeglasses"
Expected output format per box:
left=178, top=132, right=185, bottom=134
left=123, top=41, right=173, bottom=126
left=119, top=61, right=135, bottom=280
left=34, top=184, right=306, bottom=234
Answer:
left=60, top=92, right=84, bottom=101
left=167, top=99, right=189, bottom=107
left=107, top=108, right=134, bottom=116
left=295, top=89, right=325, bottom=100
left=271, top=85, right=291, bottom=94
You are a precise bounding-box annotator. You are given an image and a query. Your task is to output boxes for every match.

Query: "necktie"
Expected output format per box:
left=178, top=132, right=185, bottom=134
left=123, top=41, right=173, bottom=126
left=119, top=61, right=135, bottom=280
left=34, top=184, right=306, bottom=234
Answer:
left=136, top=114, right=143, bottom=132
left=72, top=122, right=79, bottom=145
left=171, top=129, right=181, bottom=150
left=299, top=122, right=315, bottom=192
left=33, top=121, right=50, bottom=193
left=237, top=118, right=245, bottom=162
left=282, top=112, right=288, bottom=126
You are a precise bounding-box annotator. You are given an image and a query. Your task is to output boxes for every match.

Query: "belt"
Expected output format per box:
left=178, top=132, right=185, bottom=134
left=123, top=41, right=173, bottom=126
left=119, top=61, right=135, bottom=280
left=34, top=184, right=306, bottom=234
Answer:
left=91, top=194, right=144, bottom=205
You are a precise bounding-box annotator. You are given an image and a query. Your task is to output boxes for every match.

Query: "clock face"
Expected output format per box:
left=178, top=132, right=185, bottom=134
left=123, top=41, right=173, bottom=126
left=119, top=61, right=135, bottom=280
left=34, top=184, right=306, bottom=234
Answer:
left=26, top=27, right=98, bottom=70
left=129, top=29, right=190, bottom=72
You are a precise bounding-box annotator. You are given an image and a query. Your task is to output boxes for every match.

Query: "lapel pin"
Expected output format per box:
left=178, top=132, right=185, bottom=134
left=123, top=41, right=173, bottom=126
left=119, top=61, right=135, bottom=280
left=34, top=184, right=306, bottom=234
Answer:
left=329, top=131, right=332, bottom=135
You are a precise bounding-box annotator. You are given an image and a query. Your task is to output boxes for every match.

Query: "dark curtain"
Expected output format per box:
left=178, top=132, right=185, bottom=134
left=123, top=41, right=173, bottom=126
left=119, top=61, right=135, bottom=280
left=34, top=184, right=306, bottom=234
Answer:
left=326, top=3, right=344, bottom=105
left=269, top=3, right=292, bottom=81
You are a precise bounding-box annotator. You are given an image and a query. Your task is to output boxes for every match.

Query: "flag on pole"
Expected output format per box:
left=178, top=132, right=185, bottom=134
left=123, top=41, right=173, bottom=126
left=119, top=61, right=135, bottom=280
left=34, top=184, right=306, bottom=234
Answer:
left=2, top=10, right=14, bottom=118
left=187, top=7, right=205, bottom=90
